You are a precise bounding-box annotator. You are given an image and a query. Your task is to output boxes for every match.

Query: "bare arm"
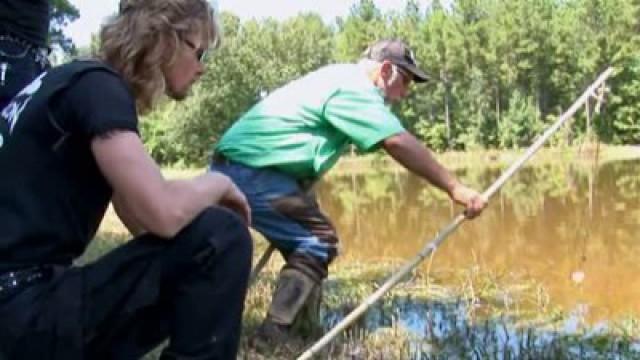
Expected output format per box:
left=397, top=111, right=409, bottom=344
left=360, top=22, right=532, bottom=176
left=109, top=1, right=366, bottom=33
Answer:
left=92, top=131, right=250, bottom=238
left=111, top=192, right=145, bottom=236
left=382, top=131, right=459, bottom=194
left=382, top=131, right=487, bottom=218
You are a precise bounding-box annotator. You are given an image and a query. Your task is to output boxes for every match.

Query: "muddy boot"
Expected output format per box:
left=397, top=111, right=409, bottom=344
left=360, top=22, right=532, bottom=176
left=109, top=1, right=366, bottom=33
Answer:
left=291, top=282, right=323, bottom=338
left=251, top=267, right=321, bottom=351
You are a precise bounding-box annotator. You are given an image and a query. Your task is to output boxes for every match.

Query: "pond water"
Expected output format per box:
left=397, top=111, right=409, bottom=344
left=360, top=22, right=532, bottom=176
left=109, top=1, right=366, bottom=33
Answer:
left=316, top=159, right=640, bottom=327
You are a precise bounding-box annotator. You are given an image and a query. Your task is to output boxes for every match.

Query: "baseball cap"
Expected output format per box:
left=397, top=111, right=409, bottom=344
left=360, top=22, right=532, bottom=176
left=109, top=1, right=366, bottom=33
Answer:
left=362, top=39, right=429, bottom=83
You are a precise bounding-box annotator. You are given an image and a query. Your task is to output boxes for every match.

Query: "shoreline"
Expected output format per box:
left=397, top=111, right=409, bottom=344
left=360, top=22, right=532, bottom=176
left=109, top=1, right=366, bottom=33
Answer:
left=159, top=144, right=640, bottom=180
left=329, top=144, right=640, bottom=177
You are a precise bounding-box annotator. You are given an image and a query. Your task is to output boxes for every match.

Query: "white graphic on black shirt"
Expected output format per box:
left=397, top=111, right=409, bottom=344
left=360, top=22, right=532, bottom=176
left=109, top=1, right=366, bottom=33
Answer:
left=1, top=72, right=46, bottom=135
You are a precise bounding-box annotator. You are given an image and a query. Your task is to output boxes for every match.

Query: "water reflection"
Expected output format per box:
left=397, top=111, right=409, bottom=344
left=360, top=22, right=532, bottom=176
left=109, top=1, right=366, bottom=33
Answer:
left=323, top=296, right=637, bottom=359
left=316, top=159, right=640, bottom=325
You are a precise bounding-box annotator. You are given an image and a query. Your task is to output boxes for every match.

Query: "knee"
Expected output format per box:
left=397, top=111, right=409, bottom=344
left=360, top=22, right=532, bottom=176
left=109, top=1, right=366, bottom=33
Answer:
left=180, top=207, right=253, bottom=266
left=285, top=252, right=329, bottom=282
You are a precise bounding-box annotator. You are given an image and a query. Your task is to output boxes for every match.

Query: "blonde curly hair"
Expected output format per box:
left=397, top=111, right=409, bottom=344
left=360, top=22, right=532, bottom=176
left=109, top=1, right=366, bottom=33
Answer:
left=98, top=0, right=221, bottom=114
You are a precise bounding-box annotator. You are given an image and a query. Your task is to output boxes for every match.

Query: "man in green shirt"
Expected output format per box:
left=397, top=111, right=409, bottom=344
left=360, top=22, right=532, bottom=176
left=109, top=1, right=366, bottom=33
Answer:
left=211, top=39, right=488, bottom=344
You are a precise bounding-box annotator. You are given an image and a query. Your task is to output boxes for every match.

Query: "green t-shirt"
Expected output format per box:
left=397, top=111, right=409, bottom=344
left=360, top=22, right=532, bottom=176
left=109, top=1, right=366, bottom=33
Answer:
left=215, top=63, right=406, bottom=180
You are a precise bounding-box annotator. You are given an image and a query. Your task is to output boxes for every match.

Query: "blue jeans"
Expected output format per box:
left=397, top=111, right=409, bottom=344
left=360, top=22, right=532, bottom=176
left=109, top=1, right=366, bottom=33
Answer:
left=210, top=161, right=338, bottom=278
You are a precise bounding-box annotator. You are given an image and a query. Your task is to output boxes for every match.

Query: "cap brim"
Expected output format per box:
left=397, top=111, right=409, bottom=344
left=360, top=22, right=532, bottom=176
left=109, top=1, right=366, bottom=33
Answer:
left=401, top=64, right=430, bottom=83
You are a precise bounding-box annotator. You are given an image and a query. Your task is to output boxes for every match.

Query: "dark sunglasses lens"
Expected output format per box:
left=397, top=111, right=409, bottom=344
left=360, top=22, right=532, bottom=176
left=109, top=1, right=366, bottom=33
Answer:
left=183, top=38, right=206, bottom=63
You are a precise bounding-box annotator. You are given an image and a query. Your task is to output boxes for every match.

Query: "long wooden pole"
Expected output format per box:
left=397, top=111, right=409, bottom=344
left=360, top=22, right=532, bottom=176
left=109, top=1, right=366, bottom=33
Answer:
left=249, top=244, right=275, bottom=286
left=297, top=67, right=614, bottom=360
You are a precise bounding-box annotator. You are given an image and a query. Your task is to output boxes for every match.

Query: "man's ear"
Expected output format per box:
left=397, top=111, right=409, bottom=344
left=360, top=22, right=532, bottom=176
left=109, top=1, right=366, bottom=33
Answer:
left=380, top=60, right=394, bottom=81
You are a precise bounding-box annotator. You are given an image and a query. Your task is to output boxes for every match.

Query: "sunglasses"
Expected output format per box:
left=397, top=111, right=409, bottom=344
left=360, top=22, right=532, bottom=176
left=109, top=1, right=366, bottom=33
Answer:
left=182, top=37, right=207, bottom=63
left=394, top=65, right=413, bottom=87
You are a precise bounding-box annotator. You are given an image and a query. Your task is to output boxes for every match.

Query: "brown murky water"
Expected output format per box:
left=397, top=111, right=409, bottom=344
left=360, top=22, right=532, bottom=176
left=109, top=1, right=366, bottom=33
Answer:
left=316, top=159, right=640, bottom=325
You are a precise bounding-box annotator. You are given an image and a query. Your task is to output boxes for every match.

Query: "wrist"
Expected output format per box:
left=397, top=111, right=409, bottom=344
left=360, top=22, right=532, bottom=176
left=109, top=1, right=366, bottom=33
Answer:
left=445, top=179, right=461, bottom=197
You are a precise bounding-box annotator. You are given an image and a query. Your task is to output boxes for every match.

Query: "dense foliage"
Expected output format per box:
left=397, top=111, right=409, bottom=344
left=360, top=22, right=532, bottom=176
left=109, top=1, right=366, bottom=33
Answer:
left=139, top=0, right=640, bottom=166
left=51, top=0, right=79, bottom=53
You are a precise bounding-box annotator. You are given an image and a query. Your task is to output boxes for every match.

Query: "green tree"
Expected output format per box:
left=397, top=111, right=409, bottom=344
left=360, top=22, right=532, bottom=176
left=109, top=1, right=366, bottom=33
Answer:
left=578, top=0, right=640, bottom=143
left=138, top=0, right=640, bottom=166
left=51, top=0, right=80, bottom=52
left=498, top=90, right=543, bottom=148
left=414, top=0, right=467, bottom=150
left=334, top=0, right=388, bottom=62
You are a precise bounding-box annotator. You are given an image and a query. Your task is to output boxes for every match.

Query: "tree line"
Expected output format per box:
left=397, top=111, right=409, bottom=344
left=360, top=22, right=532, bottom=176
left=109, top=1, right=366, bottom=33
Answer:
left=133, top=0, right=640, bottom=166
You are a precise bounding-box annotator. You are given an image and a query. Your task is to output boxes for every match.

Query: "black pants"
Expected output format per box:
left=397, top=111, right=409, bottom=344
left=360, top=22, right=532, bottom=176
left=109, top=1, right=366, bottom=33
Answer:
left=0, top=207, right=253, bottom=360
left=0, top=36, right=48, bottom=110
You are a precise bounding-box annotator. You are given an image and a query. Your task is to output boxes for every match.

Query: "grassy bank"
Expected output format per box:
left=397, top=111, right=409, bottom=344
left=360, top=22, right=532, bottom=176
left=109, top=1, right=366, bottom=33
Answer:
left=158, top=144, right=640, bottom=179
left=330, top=144, right=640, bottom=177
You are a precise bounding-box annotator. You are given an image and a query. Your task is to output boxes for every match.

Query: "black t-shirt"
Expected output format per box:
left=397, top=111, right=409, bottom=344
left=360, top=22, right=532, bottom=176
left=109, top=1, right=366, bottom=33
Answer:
left=0, top=60, right=139, bottom=271
left=0, top=0, right=50, bottom=47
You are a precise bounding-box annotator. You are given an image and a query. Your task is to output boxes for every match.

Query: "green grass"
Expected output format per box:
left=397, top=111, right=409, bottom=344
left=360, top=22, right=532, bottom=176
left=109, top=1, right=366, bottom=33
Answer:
left=329, top=143, right=640, bottom=177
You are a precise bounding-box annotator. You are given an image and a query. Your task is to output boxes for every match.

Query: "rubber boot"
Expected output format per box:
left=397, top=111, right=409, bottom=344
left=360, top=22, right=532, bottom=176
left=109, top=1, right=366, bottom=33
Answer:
left=291, top=281, right=323, bottom=338
left=252, top=268, right=321, bottom=350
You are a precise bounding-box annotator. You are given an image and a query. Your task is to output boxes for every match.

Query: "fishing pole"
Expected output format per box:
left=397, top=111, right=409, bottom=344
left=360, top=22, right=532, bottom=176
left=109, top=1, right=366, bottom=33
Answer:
left=297, top=66, right=614, bottom=360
